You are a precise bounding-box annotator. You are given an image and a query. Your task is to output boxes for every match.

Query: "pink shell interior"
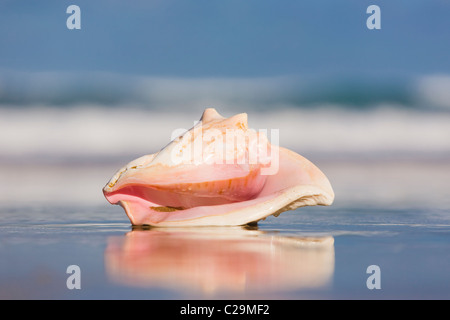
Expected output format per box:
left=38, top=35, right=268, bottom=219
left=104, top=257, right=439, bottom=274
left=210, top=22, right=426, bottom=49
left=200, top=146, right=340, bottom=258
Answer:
left=103, top=146, right=333, bottom=226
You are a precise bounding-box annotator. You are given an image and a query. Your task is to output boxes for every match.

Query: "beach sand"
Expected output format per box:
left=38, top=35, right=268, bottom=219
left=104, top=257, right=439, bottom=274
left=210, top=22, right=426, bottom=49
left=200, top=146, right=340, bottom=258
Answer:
left=1, top=158, right=449, bottom=299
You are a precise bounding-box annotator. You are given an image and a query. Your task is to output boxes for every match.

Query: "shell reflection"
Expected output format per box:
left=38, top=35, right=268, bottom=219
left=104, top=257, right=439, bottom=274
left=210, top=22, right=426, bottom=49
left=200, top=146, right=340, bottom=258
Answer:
left=104, top=227, right=335, bottom=297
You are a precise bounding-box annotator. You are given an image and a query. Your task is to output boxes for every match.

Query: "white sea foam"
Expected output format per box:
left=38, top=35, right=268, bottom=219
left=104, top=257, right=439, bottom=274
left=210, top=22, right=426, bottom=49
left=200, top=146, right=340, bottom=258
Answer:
left=0, top=104, right=449, bottom=163
left=1, top=71, right=450, bottom=162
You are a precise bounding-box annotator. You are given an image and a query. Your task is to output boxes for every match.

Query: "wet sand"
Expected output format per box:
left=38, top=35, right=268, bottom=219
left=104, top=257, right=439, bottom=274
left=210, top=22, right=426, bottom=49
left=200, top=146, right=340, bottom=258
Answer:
left=0, top=158, right=449, bottom=299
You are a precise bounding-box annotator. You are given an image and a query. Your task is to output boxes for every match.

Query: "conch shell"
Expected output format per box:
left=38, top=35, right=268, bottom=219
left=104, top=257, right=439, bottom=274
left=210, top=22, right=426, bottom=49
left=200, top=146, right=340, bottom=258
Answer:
left=103, top=108, right=334, bottom=227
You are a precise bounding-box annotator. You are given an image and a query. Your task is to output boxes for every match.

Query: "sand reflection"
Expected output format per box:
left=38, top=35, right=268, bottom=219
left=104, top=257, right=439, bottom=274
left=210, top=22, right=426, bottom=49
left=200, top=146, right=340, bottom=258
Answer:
left=104, top=226, right=334, bottom=297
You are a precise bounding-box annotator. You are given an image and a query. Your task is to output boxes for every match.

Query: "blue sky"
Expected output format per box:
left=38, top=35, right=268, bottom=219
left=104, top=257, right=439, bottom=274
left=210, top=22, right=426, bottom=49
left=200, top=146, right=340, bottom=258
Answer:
left=0, top=0, right=449, bottom=78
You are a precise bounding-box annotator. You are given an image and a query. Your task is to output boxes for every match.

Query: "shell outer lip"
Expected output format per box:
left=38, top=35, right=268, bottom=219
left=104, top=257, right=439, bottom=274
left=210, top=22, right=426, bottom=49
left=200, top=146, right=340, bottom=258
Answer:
left=106, top=183, right=333, bottom=227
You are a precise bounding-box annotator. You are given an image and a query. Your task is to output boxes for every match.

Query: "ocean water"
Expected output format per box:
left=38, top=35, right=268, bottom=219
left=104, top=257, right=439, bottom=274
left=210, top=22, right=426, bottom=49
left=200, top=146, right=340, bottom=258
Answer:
left=1, top=74, right=450, bottom=299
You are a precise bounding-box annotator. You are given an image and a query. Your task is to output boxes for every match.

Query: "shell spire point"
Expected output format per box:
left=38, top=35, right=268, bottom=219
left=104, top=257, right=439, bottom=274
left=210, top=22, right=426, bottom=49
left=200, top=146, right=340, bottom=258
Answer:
left=200, top=108, right=225, bottom=123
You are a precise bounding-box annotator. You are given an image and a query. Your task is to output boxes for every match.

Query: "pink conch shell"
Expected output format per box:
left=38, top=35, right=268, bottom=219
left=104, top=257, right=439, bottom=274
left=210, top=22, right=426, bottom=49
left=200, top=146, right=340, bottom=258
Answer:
left=103, top=108, right=334, bottom=227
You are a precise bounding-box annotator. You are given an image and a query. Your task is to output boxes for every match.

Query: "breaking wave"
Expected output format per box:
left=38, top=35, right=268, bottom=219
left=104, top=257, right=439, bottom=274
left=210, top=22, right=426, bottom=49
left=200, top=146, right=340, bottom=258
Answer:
left=1, top=72, right=450, bottom=163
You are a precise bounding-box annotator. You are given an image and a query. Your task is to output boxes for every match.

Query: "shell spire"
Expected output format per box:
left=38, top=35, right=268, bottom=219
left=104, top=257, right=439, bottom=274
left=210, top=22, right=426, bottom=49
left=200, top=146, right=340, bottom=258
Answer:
left=200, top=108, right=225, bottom=123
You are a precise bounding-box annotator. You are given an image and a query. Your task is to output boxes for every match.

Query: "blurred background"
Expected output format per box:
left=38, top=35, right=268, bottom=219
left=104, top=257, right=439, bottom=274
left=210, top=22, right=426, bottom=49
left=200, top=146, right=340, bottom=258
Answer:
left=0, top=0, right=449, bottom=209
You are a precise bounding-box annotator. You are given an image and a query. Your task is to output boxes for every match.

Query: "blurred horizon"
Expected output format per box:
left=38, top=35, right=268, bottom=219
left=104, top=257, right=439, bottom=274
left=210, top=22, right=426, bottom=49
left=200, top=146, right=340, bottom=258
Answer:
left=0, top=70, right=446, bottom=108
left=1, top=1, right=450, bottom=163
left=1, top=1, right=450, bottom=109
